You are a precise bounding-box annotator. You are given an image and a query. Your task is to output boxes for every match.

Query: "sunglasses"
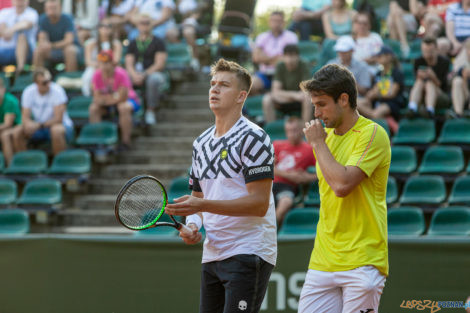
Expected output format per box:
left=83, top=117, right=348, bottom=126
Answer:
left=39, top=80, right=50, bottom=86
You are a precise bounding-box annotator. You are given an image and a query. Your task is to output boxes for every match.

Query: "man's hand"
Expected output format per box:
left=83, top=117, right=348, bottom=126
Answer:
left=179, top=223, right=202, bottom=245
left=166, top=195, right=203, bottom=216
left=303, top=119, right=327, bottom=147
left=132, top=72, right=146, bottom=86
left=24, top=121, right=39, bottom=136
left=2, top=28, right=14, bottom=41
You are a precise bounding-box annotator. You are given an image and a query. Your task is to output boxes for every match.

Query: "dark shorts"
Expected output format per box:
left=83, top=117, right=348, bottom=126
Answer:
left=374, top=99, right=402, bottom=120
left=255, top=72, right=273, bottom=90
left=200, top=254, right=274, bottom=313
left=30, top=125, right=74, bottom=143
left=272, top=182, right=297, bottom=203
left=275, top=101, right=302, bottom=114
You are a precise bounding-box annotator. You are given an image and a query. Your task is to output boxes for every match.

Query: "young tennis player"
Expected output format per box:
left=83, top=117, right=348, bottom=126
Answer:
left=165, top=58, right=276, bottom=313
left=298, top=64, right=390, bottom=313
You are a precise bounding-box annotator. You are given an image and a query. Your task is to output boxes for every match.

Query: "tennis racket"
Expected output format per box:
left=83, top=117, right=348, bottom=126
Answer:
left=114, top=175, right=192, bottom=236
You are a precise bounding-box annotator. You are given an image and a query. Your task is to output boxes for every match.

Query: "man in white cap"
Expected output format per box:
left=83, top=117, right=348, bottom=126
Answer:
left=327, top=36, right=372, bottom=96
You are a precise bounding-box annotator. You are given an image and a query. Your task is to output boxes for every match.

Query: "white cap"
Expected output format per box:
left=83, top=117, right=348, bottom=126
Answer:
left=334, top=36, right=356, bottom=52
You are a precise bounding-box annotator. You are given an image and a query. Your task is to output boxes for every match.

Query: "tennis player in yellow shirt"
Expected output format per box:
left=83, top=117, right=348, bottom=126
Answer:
left=298, top=64, right=391, bottom=313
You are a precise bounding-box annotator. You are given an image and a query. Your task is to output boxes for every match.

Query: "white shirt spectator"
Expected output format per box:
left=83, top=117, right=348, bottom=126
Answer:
left=100, top=0, right=137, bottom=16
left=352, top=32, right=383, bottom=62
left=136, top=0, right=175, bottom=22
left=21, top=82, right=73, bottom=128
left=62, top=0, right=99, bottom=30
left=0, top=6, right=38, bottom=49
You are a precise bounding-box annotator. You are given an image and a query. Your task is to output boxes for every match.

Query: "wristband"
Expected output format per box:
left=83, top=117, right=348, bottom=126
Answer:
left=186, top=214, right=202, bottom=230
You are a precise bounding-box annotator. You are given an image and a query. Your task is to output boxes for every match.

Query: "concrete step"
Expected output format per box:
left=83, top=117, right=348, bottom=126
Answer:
left=146, top=122, right=210, bottom=137
left=87, top=177, right=175, bottom=194
left=158, top=108, right=213, bottom=123
left=100, top=164, right=189, bottom=179
left=73, top=195, right=117, bottom=211
left=116, top=150, right=192, bottom=165
left=57, top=208, right=117, bottom=226
left=133, top=136, right=194, bottom=150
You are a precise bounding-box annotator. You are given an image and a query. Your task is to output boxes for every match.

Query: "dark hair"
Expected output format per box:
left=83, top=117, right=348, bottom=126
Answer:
left=422, top=36, right=437, bottom=46
left=300, top=64, right=357, bottom=109
left=271, top=10, right=284, bottom=18
left=210, top=58, right=252, bottom=92
left=106, top=0, right=123, bottom=17
left=283, top=44, right=299, bottom=55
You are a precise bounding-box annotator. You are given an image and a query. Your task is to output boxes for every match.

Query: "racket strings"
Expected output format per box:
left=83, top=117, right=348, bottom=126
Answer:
left=118, top=178, right=165, bottom=229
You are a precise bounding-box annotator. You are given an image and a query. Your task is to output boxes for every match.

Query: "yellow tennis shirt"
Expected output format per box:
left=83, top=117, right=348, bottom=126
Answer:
left=309, top=116, right=390, bottom=276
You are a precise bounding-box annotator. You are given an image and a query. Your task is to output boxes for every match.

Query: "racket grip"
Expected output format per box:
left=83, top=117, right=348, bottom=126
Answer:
left=177, top=223, right=194, bottom=236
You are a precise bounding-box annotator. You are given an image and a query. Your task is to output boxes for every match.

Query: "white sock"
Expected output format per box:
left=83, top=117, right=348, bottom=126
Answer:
left=427, top=107, right=435, bottom=113
left=408, top=101, right=418, bottom=111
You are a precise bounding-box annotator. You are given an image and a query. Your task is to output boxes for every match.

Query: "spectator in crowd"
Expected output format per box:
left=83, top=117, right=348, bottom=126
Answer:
left=289, top=0, right=331, bottom=40
left=466, top=296, right=470, bottom=313
left=262, top=44, right=312, bottom=123
left=407, top=36, right=450, bottom=118
left=62, top=0, right=99, bottom=45
left=129, top=0, right=175, bottom=41
left=387, top=0, right=426, bottom=57
left=451, top=39, right=470, bottom=117
left=322, top=0, right=356, bottom=40
left=29, top=0, right=44, bottom=15
left=0, top=78, right=21, bottom=164
left=0, top=0, right=38, bottom=74
left=89, top=50, right=140, bottom=149
left=0, top=0, right=11, bottom=10
left=252, top=11, right=298, bottom=94
left=351, top=11, right=383, bottom=69
left=4, top=68, right=73, bottom=164
left=272, top=116, right=316, bottom=226
left=33, top=0, right=81, bottom=72
left=357, top=46, right=404, bottom=127
left=327, top=36, right=372, bottom=96
left=446, top=0, right=470, bottom=55
left=125, top=13, right=167, bottom=125
left=82, top=18, right=122, bottom=97
left=100, top=0, right=137, bottom=40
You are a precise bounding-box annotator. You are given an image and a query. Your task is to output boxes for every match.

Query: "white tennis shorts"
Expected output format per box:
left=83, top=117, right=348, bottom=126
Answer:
left=298, top=265, right=386, bottom=313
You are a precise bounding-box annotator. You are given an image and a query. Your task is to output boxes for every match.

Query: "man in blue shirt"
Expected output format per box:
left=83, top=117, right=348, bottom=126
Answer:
left=33, top=0, right=80, bottom=72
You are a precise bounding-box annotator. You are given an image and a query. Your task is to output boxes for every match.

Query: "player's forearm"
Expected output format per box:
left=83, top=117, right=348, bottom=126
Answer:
left=201, top=194, right=270, bottom=217
left=312, top=141, right=353, bottom=196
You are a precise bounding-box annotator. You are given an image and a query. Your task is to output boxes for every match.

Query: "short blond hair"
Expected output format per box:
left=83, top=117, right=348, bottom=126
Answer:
left=210, top=58, right=252, bottom=92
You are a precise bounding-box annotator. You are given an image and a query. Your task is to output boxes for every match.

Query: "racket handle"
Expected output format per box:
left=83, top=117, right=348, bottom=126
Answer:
left=177, top=223, right=194, bottom=236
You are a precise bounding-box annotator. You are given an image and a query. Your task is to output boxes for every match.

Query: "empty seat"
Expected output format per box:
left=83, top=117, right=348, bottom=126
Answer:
left=390, top=146, right=417, bottom=174
left=448, top=176, right=470, bottom=205
left=4, top=150, right=48, bottom=175
left=48, top=149, right=91, bottom=174
left=244, top=95, right=264, bottom=120
left=438, top=118, right=470, bottom=145
left=298, top=40, right=321, bottom=64
left=400, top=175, right=446, bottom=205
left=383, top=38, right=402, bottom=59
left=279, top=209, right=320, bottom=236
left=0, top=209, right=29, bottom=234
left=264, top=120, right=286, bottom=141
left=76, top=122, right=118, bottom=146
left=427, top=207, right=470, bottom=236
left=67, top=96, right=92, bottom=120
left=373, top=119, right=390, bottom=137
left=9, top=73, right=33, bottom=94
left=387, top=206, right=425, bottom=236
left=166, top=43, right=192, bottom=69
left=320, top=39, right=336, bottom=66
left=401, top=62, right=415, bottom=88
left=392, top=118, right=435, bottom=145
left=418, top=146, right=464, bottom=174
left=304, top=180, right=320, bottom=206
left=17, top=178, right=62, bottom=205
left=387, top=176, right=398, bottom=204
left=0, top=179, right=17, bottom=205
left=168, top=176, right=190, bottom=203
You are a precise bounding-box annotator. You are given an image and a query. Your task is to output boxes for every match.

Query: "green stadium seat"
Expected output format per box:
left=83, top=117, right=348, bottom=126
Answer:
left=76, top=122, right=118, bottom=146
left=17, top=178, right=62, bottom=205
left=244, top=95, right=264, bottom=120
left=48, top=149, right=91, bottom=174
left=407, top=38, right=422, bottom=60
left=392, top=118, right=435, bottom=145
left=4, top=150, right=48, bottom=175
left=448, top=176, right=470, bottom=205
left=0, top=209, right=29, bottom=234
left=383, top=38, right=402, bottom=59
left=400, top=175, right=446, bottom=205
left=390, top=146, right=417, bottom=174
left=168, top=176, right=190, bottom=203
left=320, top=39, right=337, bottom=66
left=135, top=213, right=180, bottom=236
left=55, top=71, right=83, bottom=92
left=166, top=43, right=192, bottom=69
left=304, top=180, right=320, bottom=207
left=0, top=72, right=9, bottom=90
left=387, top=206, right=425, bottom=236
left=373, top=119, right=390, bottom=137
left=401, top=62, right=415, bottom=88
left=68, top=96, right=92, bottom=120
left=264, top=119, right=286, bottom=141
left=427, top=207, right=470, bottom=236
left=9, top=73, right=33, bottom=94
left=0, top=153, right=4, bottom=172
left=387, top=176, right=398, bottom=204
left=437, top=118, right=470, bottom=145
left=298, top=40, right=321, bottom=65
left=0, top=179, right=17, bottom=205
left=418, top=146, right=464, bottom=174
left=278, top=208, right=319, bottom=236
